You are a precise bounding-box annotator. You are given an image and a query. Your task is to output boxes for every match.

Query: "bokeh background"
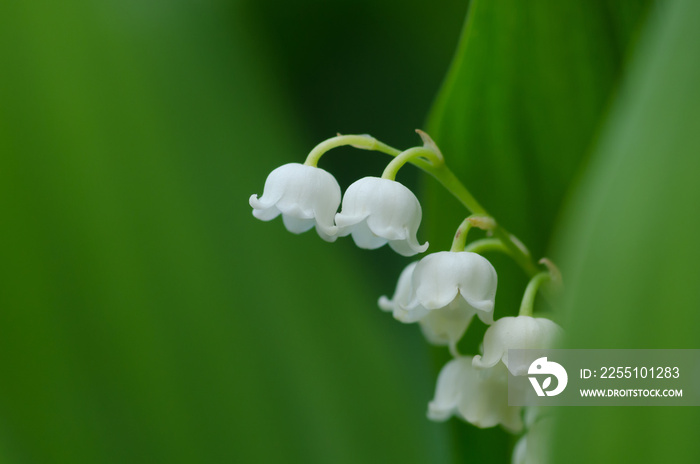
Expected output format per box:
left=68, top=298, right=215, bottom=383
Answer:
left=2, top=0, right=699, bottom=463
left=0, top=1, right=464, bottom=462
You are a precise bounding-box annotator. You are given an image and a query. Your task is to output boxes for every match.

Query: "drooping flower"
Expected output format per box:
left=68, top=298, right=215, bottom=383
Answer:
left=249, top=163, right=341, bottom=241
left=378, top=258, right=487, bottom=349
left=428, top=356, right=523, bottom=432
left=403, top=251, right=497, bottom=324
left=334, top=177, right=428, bottom=256
left=472, top=316, right=564, bottom=376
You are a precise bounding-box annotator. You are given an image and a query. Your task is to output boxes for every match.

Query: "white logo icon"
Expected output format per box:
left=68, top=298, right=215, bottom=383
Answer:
left=528, top=357, right=568, bottom=397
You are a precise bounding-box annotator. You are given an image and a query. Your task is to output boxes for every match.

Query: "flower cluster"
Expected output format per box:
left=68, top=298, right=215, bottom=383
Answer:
left=250, top=163, right=427, bottom=255
left=249, top=132, right=563, bottom=463
left=380, top=258, right=563, bottom=433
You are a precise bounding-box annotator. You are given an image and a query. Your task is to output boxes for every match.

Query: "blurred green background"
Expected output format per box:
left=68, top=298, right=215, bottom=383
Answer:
left=0, top=1, right=463, bottom=462
left=2, top=0, right=699, bottom=463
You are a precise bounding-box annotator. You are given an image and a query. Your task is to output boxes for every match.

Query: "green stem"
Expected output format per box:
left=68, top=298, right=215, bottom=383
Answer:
left=304, top=135, right=401, bottom=167
left=464, top=238, right=510, bottom=255
left=381, top=147, right=441, bottom=180
left=304, top=133, right=542, bottom=279
left=423, top=164, right=487, bottom=214
left=448, top=342, right=461, bottom=358
left=519, top=272, right=551, bottom=317
left=420, top=164, right=540, bottom=278
left=449, top=218, right=473, bottom=252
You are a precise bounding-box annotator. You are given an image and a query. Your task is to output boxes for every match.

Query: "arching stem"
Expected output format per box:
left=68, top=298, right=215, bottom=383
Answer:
left=519, top=272, right=552, bottom=317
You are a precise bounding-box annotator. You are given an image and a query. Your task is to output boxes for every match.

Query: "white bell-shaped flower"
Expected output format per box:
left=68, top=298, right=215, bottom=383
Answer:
left=378, top=261, right=474, bottom=349
left=472, top=316, right=564, bottom=376
left=428, top=356, right=523, bottom=432
left=404, top=251, right=497, bottom=324
left=249, top=163, right=341, bottom=242
left=334, top=177, right=428, bottom=256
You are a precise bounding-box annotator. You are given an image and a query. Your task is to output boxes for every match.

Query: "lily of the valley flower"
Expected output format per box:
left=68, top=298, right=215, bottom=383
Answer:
left=249, top=163, right=341, bottom=241
left=404, top=251, right=497, bottom=324
left=379, top=252, right=497, bottom=351
left=472, top=316, right=564, bottom=375
left=335, top=177, right=428, bottom=256
left=379, top=261, right=474, bottom=345
left=428, top=356, right=522, bottom=432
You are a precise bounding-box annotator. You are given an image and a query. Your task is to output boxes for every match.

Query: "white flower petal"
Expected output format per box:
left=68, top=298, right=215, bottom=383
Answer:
left=393, top=304, right=429, bottom=323
left=428, top=357, right=522, bottom=432
left=472, top=316, right=564, bottom=375
left=410, top=252, right=497, bottom=315
left=281, top=215, right=315, bottom=234
left=458, top=363, right=523, bottom=432
left=427, top=357, right=469, bottom=421
left=249, top=195, right=281, bottom=221
left=418, top=297, right=477, bottom=347
left=380, top=256, right=490, bottom=348
left=335, top=177, right=427, bottom=256
left=378, top=296, right=393, bottom=312
left=250, top=163, right=341, bottom=239
left=512, top=415, right=555, bottom=464
left=377, top=262, right=417, bottom=311
left=475, top=308, right=495, bottom=325
left=381, top=252, right=497, bottom=348
left=378, top=262, right=429, bottom=322
left=512, top=434, right=527, bottom=464
left=314, top=225, right=338, bottom=243
left=349, top=220, right=388, bottom=249
left=389, top=234, right=429, bottom=256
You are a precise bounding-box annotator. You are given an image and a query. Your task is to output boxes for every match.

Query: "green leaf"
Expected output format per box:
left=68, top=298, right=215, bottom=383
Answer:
left=424, top=0, right=650, bottom=461
left=426, top=0, right=651, bottom=257
left=552, top=0, right=700, bottom=461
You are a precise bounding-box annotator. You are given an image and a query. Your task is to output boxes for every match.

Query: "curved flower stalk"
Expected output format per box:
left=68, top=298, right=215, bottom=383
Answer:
left=428, top=356, right=523, bottom=432
left=472, top=316, right=564, bottom=376
left=249, top=163, right=341, bottom=241
left=335, top=177, right=428, bottom=256
left=378, top=262, right=472, bottom=349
